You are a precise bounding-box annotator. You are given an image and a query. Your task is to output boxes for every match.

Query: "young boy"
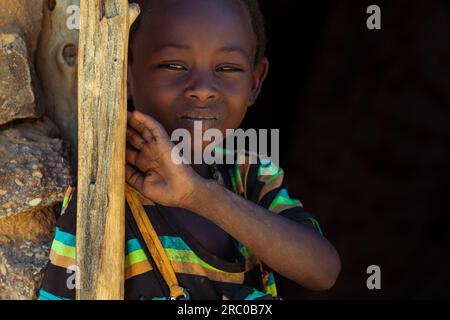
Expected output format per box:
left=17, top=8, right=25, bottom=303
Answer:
left=39, top=0, right=340, bottom=300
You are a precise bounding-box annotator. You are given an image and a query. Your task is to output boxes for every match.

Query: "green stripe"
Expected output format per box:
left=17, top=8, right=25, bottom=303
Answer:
left=164, top=248, right=224, bottom=272
left=61, top=187, right=71, bottom=213
left=235, top=164, right=243, bottom=183
left=238, top=244, right=253, bottom=258
left=308, top=218, right=324, bottom=236
left=160, top=236, right=236, bottom=273
left=125, top=249, right=148, bottom=268
left=268, top=189, right=301, bottom=211
left=51, top=240, right=76, bottom=259
left=265, top=283, right=277, bottom=297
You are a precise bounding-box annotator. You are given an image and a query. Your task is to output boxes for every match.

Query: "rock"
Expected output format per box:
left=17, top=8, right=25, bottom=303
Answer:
left=0, top=118, right=72, bottom=218
left=0, top=206, right=58, bottom=300
left=0, top=205, right=57, bottom=243
left=0, top=30, right=41, bottom=125
left=0, top=0, right=73, bottom=300
left=0, top=0, right=44, bottom=56
left=0, top=239, right=52, bottom=300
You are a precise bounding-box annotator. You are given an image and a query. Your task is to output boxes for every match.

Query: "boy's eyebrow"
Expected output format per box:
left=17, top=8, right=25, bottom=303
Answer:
left=153, top=43, right=191, bottom=53
left=152, top=44, right=251, bottom=60
left=218, top=45, right=252, bottom=60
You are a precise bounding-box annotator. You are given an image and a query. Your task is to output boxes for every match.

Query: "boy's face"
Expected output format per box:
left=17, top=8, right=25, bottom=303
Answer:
left=128, top=0, right=269, bottom=142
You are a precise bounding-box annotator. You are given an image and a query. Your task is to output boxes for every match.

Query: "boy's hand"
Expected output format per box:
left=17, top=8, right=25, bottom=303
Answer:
left=125, top=111, right=200, bottom=208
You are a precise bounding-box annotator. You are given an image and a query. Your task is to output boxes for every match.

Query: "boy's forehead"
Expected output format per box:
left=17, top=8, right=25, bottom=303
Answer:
left=134, top=0, right=256, bottom=57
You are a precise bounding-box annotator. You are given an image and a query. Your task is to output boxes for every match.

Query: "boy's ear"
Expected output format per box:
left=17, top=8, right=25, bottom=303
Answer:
left=248, top=57, right=269, bottom=107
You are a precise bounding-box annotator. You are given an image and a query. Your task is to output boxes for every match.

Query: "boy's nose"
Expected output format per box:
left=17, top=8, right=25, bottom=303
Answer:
left=185, top=73, right=219, bottom=102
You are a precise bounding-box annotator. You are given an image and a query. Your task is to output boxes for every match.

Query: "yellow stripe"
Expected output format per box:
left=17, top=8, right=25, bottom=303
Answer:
left=49, top=250, right=75, bottom=269
left=125, top=249, right=148, bottom=268
left=257, top=172, right=284, bottom=203
left=171, top=261, right=244, bottom=284
left=125, top=260, right=153, bottom=280
left=51, top=240, right=76, bottom=259
left=266, top=283, right=278, bottom=297
left=165, top=248, right=225, bottom=272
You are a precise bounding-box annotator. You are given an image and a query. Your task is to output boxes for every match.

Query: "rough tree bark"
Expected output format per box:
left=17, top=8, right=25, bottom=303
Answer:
left=75, top=0, right=139, bottom=300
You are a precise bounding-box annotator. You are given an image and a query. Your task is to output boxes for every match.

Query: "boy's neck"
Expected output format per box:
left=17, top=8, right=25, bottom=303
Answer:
left=191, top=163, right=210, bottom=179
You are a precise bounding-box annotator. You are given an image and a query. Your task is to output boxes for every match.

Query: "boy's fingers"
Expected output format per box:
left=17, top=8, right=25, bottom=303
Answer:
left=127, top=119, right=156, bottom=143
left=126, top=148, right=138, bottom=167
left=128, top=117, right=155, bottom=142
left=125, top=165, right=144, bottom=191
left=125, top=148, right=155, bottom=174
left=126, top=126, right=146, bottom=150
left=131, top=111, right=169, bottom=140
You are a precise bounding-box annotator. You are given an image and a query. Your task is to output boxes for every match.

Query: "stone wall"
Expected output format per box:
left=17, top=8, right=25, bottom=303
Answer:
left=0, top=0, right=74, bottom=299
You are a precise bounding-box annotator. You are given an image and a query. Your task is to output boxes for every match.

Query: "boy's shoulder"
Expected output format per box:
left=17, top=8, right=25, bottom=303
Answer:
left=215, top=148, right=286, bottom=199
left=216, top=148, right=322, bottom=233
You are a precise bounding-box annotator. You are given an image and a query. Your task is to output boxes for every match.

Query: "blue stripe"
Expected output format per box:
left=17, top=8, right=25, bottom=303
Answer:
left=159, top=236, right=191, bottom=251
left=126, top=238, right=143, bottom=255
left=278, top=188, right=290, bottom=198
left=245, top=290, right=270, bottom=300
left=139, top=296, right=168, bottom=300
left=54, top=227, right=76, bottom=247
left=38, top=289, right=71, bottom=300
left=267, top=272, right=275, bottom=286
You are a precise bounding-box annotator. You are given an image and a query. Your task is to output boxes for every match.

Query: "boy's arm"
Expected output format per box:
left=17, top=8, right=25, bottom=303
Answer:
left=125, top=111, right=341, bottom=291
left=181, top=178, right=341, bottom=291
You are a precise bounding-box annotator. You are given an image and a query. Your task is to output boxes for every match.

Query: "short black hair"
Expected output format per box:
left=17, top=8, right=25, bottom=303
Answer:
left=128, top=0, right=267, bottom=66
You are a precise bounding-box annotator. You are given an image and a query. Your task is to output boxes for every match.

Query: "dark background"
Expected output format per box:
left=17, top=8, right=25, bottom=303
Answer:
left=241, top=0, right=450, bottom=299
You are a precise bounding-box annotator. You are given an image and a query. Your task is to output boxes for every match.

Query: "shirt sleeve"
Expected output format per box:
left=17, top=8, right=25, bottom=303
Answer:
left=242, top=157, right=323, bottom=235
left=38, top=186, right=77, bottom=300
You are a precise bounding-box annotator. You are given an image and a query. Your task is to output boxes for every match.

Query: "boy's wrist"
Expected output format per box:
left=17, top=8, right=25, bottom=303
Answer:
left=180, top=176, right=222, bottom=214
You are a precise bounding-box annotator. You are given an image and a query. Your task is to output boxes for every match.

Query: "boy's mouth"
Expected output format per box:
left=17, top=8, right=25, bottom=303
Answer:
left=176, top=110, right=221, bottom=121
left=176, top=110, right=221, bottom=130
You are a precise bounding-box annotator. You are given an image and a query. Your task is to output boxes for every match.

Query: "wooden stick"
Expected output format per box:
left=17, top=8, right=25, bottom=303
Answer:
left=76, top=0, right=139, bottom=300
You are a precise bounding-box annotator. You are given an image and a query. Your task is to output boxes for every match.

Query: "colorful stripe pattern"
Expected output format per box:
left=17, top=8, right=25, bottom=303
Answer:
left=125, top=239, right=153, bottom=280
left=60, top=186, right=74, bottom=215
left=39, top=148, right=321, bottom=300
left=49, top=227, right=76, bottom=269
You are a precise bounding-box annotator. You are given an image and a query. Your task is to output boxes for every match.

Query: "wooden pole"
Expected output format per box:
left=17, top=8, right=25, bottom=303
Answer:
left=76, top=0, right=139, bottom=300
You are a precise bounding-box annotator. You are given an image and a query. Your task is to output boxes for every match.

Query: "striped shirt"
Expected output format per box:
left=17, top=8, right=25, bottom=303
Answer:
left=38, top=150, right=322, bottom=300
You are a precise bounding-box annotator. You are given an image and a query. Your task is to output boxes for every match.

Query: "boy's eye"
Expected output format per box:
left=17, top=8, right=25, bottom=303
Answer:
left=158, top=63, right=187, bottom=71
left=216, top=65, right=244, bottom=73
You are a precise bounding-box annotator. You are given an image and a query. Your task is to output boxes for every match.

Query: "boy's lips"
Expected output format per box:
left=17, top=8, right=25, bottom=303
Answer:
left=176, top=110, right=221, bottom=121
left=175, top=110, right=221, bottom=130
